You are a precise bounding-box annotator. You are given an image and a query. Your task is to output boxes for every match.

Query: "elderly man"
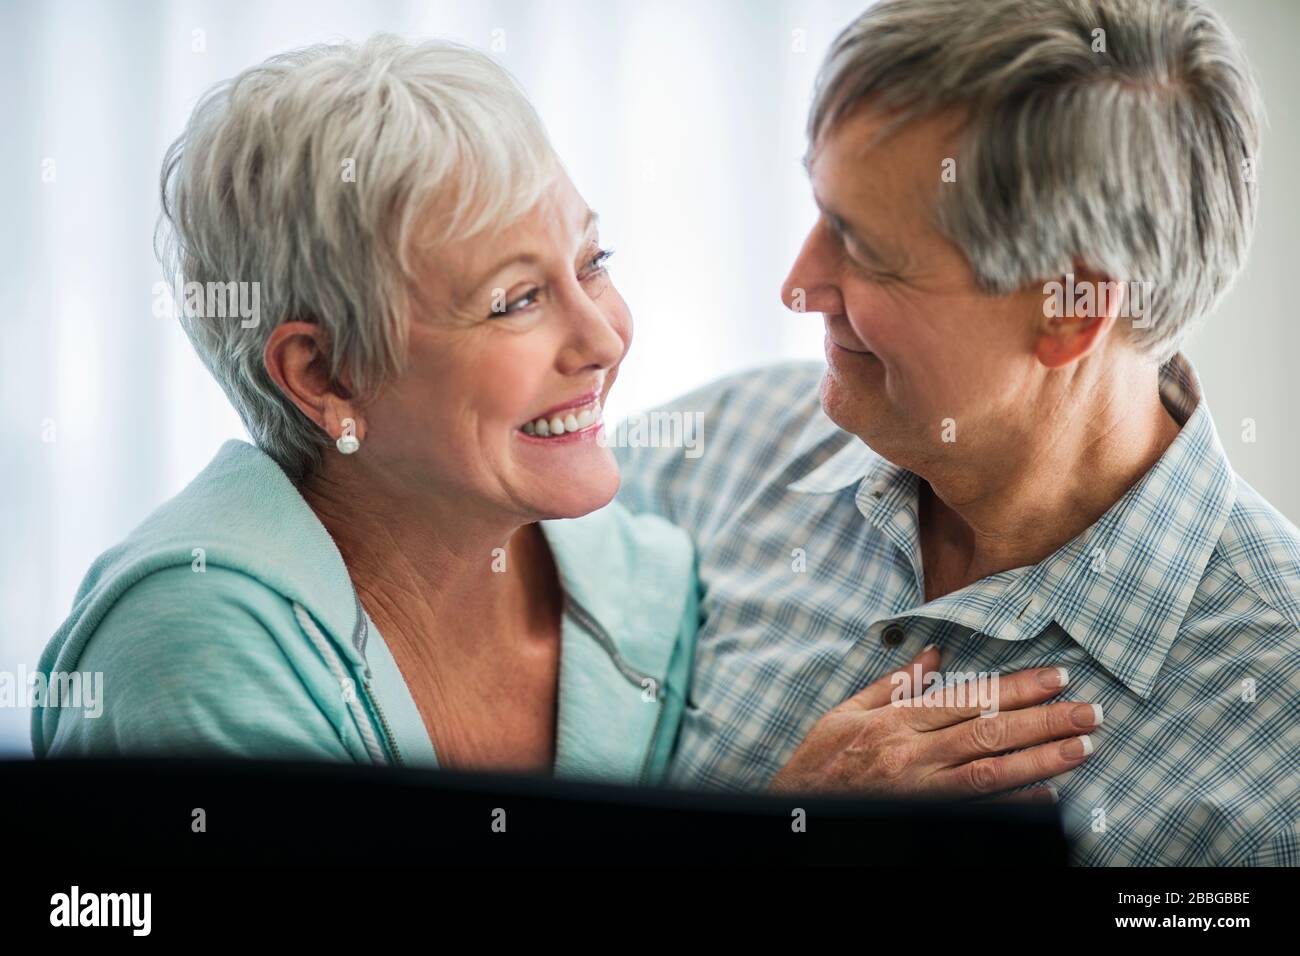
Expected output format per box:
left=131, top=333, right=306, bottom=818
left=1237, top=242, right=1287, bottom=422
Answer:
left=616, top=0, right=1298, bottom=865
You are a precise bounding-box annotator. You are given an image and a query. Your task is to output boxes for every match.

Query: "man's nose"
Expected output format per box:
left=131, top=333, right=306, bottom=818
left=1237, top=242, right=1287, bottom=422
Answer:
left=781, top=220, right=844, bottom=316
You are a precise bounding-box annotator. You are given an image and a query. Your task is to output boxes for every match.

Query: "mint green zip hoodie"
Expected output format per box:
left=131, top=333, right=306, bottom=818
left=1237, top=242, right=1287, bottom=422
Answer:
left=32, top=439, right=699, bottom=784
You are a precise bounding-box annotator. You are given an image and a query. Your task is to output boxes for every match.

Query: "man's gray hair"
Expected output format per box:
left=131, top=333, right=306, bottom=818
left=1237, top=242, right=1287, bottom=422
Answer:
left=157, top=34, right=559, bottom=481
left=808, top=0, right=1263, bottom=363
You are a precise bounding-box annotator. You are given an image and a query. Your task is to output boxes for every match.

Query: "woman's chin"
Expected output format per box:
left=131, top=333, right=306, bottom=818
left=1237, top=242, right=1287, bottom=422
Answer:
left=514, top=444, right=622, bottom=520
left=534, top=478, right=620, bottom=521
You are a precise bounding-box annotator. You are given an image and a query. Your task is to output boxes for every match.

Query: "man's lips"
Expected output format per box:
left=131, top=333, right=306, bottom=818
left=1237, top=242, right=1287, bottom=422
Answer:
left=824, top=315, right=873, bottom=354
left=826, top=334, right=874, bottom=355
left=827, top=337, right=873, bottom=354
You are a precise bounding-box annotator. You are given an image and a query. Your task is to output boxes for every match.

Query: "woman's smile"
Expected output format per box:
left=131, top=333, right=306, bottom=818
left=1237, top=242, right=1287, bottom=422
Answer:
left=517, top=394, right=605, bottom=442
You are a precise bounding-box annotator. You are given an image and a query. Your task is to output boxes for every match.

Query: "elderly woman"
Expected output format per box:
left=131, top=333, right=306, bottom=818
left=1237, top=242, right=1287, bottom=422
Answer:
left=32, top=36, right=1087, bottom=795
left=33, top=36, right=688, bottom=780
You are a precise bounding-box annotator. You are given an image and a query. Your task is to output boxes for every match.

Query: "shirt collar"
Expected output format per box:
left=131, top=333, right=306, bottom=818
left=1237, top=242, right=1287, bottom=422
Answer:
left=787, top=353, right=1237, bottom=697
left=786, top=435, right=882, bottom=495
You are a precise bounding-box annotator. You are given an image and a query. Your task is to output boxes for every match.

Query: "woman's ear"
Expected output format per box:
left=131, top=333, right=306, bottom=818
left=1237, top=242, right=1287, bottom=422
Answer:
left=263, top=321, right=364, bottom=441
left=1034, top=266, right=1122, bottom=369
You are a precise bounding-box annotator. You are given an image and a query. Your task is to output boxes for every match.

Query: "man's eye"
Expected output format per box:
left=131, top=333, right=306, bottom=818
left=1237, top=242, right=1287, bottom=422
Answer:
left=845, top=245, right=898, bottom=283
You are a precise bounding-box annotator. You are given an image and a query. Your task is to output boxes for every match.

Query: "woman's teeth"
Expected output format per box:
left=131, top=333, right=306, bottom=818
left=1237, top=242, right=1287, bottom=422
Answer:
left=521, top=400, right=602, bottom=437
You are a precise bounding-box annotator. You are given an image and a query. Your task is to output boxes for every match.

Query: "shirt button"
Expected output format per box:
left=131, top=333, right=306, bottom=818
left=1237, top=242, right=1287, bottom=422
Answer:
left=881, top=623, right=906, bottom=647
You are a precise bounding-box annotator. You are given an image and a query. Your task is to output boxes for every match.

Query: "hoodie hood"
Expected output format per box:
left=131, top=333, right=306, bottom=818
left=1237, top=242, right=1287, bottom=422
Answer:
left=32, top=440, right=367, bottom=756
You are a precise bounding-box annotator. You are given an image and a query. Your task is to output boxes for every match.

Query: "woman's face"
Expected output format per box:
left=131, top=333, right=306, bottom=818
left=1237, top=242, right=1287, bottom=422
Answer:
left=359, top=173, right=631, bottom=524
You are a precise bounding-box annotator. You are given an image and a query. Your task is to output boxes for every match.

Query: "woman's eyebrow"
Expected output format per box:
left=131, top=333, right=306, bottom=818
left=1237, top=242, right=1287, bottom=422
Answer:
left=482, top=209, right=600, bottom=278
left=455, top=208, right=604, bottom=309
left=480, top=251, right=539, bottom=278
left=580, top=208, right=600, bottom=245
left=454, top=251, right=539, bottom=311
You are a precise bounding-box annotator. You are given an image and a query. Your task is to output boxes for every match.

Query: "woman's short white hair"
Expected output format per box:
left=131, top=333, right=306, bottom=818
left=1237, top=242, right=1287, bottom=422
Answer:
left=808, top=0, right=1263, bottom=364
left=157, top=34, right=560, bottom=481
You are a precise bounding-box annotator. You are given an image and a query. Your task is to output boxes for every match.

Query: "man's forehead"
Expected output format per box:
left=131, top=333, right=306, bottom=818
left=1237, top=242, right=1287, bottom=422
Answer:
left=807, top=107, right=962, bottom=209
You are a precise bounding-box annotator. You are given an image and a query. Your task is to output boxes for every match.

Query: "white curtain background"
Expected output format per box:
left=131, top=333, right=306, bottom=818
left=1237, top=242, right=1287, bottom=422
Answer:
left=2, top=0, right=1296, bottom=756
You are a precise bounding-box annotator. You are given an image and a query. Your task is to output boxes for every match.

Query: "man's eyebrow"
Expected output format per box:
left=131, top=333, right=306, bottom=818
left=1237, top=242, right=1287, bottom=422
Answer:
left=813, top=193, right=892, bottom=267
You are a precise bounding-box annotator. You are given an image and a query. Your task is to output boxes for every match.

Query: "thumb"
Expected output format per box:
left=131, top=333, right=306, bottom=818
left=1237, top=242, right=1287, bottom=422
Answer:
left=844, top=643, right=941, bottom=711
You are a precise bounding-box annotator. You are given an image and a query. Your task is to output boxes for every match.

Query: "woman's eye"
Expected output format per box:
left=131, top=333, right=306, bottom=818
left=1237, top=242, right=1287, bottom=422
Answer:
left=492, top=288, right=539, bottom=318
left=487, top=250, right=613, bottom=319
left=581, top=248, right=614, bottom=277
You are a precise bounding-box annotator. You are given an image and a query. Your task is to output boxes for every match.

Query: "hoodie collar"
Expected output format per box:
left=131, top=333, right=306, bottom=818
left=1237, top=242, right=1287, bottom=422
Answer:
left=202, top=441, right=691, bottom=682
left=538, top=505, right=693, bottom=682
left=171, top=439, right=369, bottom=667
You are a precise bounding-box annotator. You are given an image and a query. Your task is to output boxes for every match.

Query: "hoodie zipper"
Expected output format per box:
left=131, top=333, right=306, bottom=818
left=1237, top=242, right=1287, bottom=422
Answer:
left=564, top=595, right=666, bottom=785
left=638, top=688, right=669, bottom=786
left=353, top=605, right=404, bottom=767
left=293, top=601, right=396, bottom=766
left=363, top=668, right=404, bottom=767
left=338, top=595, right=663, bottom=776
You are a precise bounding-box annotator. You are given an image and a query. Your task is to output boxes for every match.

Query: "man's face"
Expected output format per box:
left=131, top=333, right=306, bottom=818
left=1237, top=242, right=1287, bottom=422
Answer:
left=782, top=107, right=1046, bottom=473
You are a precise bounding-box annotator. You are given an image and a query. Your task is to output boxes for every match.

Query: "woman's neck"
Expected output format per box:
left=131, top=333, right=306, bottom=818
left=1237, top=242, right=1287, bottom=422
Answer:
left=297, top=461, right=561, bottom=652
left=298, top=460, right=565, bottom=771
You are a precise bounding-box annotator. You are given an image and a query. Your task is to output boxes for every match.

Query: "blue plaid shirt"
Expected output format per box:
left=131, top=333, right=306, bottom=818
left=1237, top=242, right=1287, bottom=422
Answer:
left=614, top=353, right=1299, bottom=866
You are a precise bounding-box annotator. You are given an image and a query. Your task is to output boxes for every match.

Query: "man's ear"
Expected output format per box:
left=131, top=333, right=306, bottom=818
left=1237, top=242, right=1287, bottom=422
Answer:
left=263, top=322, right=365, bottom=442
left=1034, top=266, right=1123, bottom=369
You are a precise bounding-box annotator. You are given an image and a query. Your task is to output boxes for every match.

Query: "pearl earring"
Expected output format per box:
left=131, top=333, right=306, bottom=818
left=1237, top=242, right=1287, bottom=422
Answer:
left=336, top=418, right=360, bottom=455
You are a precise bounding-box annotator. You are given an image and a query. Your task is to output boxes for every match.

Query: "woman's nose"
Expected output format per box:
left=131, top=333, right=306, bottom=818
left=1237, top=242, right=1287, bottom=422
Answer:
left=557, top=293, right=627, bottom=375
left=781, top=220, right=845, bottom=316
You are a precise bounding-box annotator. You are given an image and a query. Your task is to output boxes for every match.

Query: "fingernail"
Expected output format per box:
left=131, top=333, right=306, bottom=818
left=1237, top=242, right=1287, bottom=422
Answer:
left=922, top=643, right=939, bottom=654
left=1039, top=667, right=1069, bottom=689
left=1044, top=784, right=1060, bottom=804
left=1071, top=703, right=1103, bottom=728
left=1060, top=734, right=1094, bottom=759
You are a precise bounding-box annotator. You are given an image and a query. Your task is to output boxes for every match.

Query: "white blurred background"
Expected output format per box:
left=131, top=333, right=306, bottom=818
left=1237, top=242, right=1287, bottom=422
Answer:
left=1, top=0, right=1296, bottom=756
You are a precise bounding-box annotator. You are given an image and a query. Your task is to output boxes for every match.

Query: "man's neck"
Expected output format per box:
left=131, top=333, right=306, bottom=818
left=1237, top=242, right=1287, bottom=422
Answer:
left=917, top=361, right=1184, bottom=601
